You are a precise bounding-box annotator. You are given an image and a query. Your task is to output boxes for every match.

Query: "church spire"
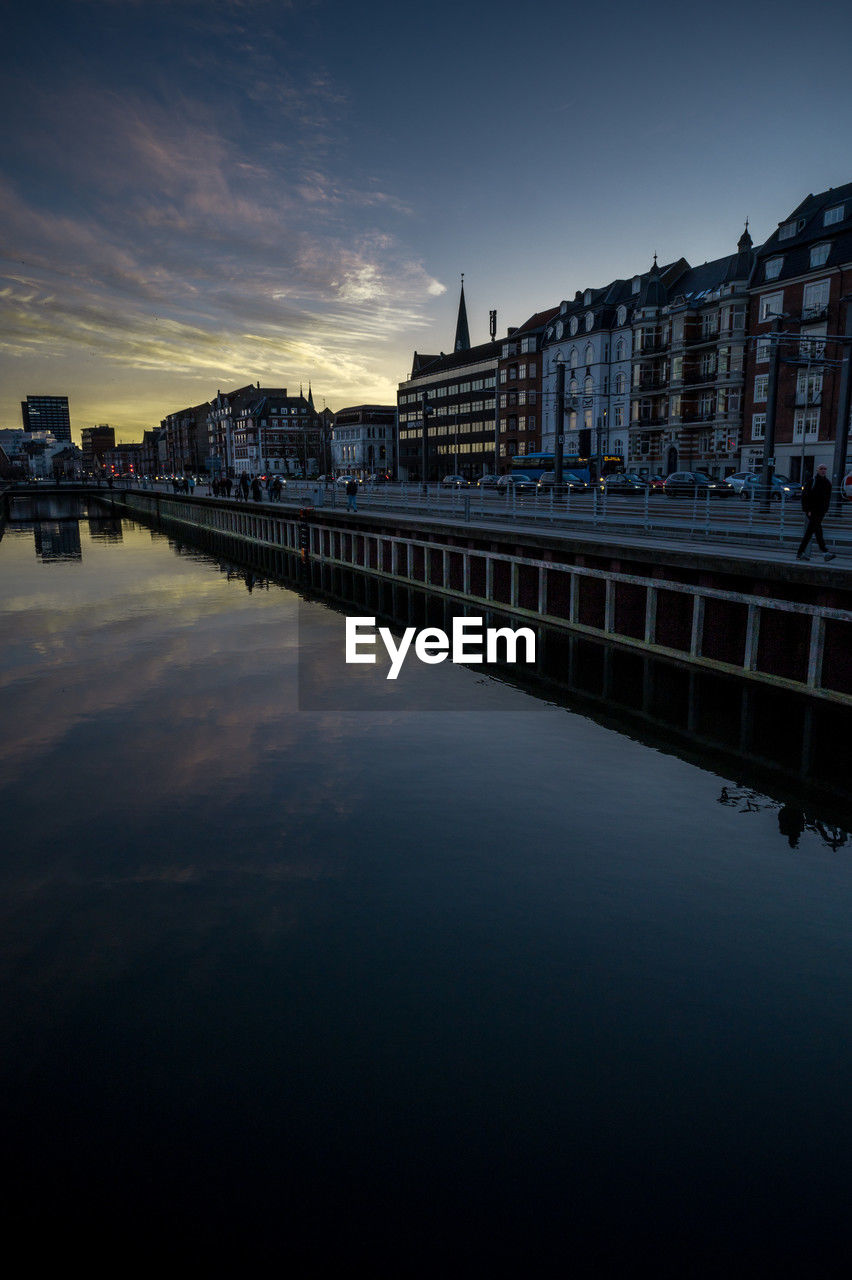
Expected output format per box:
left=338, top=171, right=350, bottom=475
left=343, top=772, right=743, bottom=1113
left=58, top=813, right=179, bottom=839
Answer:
left=738, top=219, right=753, bottom=253
left=454, top=273, right=471, bottom=352
left=307, top=382, right=315, bottom=410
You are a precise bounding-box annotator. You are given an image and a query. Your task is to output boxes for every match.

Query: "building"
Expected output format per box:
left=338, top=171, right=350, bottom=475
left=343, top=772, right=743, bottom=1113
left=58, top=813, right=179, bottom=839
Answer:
left=331, top=405, right=396, bottom=477
left=496, top=308, right=558, bottom=468
left=81, top=425, right=116, bottom=476
left=541, top=261, right=689, bottom=476
left=160, top=400, right=210, bottom=476
left=21, top=395, right=71, bottom=443
left=398, top=281, right=503, bottom=481
left=231, top=386, right=324, bottom=478
left=744, top=183, right=852, bottom=483
left=0, top=427, right=77, bottom=478
left=103, top=442, right=143, bottom=476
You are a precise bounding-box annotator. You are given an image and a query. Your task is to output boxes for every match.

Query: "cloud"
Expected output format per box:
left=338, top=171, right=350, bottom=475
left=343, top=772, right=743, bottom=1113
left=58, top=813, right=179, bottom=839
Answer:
left=0, top=75, right=445, bottom=422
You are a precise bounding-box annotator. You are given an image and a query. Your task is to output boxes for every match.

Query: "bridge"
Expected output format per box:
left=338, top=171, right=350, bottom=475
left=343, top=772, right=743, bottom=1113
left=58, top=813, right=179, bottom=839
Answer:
left=12, top=482, right=843, bottom=707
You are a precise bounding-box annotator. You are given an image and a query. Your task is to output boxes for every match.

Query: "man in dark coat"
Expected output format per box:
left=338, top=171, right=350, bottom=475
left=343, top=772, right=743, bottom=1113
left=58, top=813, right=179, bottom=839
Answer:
left=796, top=463, right=835, bottom=562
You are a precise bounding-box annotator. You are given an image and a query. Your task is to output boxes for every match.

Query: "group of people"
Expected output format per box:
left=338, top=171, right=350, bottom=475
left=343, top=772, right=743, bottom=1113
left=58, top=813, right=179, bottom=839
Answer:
left=205, top=474, right=286, bottom=501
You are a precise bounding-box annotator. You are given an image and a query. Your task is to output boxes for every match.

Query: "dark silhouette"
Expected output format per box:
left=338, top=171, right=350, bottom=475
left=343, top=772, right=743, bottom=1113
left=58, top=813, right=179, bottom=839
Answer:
left=797, top=464, right=836, bottom=562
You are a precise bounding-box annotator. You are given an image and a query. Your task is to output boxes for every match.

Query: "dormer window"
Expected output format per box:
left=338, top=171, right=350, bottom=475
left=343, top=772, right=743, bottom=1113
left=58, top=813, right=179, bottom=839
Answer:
left=616, top=305, right=627, bottom=326
left=585, top=311, right=594, bottom=332
left=584, top=290, right=592, bottom=306
left=778, top=219, right=804, bottom=240
left=824, top=204, right=844, bottom=227
left=560, top=301, right=568, bottom=314
left=632, top=277, right=640, bottom=294
left=810, top=243, right=831, bottom=268
left=569, top=316, right=578, bottom=336
left=764, top=257, right=783, bottom=280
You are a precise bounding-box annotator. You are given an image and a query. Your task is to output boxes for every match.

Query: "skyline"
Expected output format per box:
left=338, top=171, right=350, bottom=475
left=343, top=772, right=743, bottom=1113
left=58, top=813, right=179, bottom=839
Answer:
left=3, top=0, right=852, bottom=443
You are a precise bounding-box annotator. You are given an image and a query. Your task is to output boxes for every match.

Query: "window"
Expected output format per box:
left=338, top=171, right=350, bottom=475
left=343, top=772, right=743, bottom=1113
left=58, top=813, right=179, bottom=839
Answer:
left=569, top=378, right=579, bottom=395
left=796, top=370, right=823, bottom=405
left=615, top=372, right=627, bottom=394
left=584, top=408, right=593, bottom=431
left=617, top=305, right=627, bottom=326
left=824, top=204, right=844, bottom=227
left=764, top=257, right=783, bottom=280
left=756, top=337, right=771, bottom=363
left=585, top=344, right=594, bottom=366
left=584, top=376, right=593, bottom=395
left=810, top=243, right=831, bottom=268
left=632, top=277, right=640, bottom=294
left=614, top=405, right=624, bottom=429
left=802, top=279, right=829, bottom=319
left=584, top=290, right=592, bottom=305
left=615, top=338, right=626, bottom=361
left=800, top=324, right=827, bottom=360
left=754, top=375, right=768, bottom=402
left=759, top=292, right=783, bottom=322
left=793, top=409, right=820, bottom=440
left=569, top=316, right=578, bottom=336
left=585, top=311, right=594, bottom=332
left=570, top=348, right=578, bottom=369
left=751, top=413, right=766, bottom=441
left=779, top=218, right=804, bottom=240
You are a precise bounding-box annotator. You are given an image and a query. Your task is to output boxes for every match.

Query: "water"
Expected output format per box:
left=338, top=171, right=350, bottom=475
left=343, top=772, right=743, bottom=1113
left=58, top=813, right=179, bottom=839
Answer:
left=2, top=509, right=851, bottom=1270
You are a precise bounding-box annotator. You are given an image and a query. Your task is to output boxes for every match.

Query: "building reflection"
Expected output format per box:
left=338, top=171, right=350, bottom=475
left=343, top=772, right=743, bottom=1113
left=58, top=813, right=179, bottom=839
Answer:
left=33, top=521, right=82, bottom=561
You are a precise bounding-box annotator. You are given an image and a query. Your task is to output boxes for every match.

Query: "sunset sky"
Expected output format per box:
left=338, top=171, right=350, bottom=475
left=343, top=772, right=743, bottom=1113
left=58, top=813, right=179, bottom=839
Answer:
left=3, top=0, right=852, bottom=442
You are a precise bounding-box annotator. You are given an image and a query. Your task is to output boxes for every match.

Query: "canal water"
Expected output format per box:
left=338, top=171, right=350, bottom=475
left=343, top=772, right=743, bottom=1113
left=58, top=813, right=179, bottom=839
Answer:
left=2, top=506, right=851, bottom=1271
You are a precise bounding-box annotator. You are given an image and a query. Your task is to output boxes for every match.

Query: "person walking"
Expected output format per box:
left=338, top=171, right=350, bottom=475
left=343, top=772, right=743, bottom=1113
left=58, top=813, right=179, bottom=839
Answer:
left=346, top=477, right=358, bottom=512
left=796, top=463, right=836, bottom=562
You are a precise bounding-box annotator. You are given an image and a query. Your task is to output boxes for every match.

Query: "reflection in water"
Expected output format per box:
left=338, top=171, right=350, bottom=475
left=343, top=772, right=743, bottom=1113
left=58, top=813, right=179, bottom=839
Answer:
left=32, top=520, right=82, bottom=561
left=3, top=508, right=852, bottom=1271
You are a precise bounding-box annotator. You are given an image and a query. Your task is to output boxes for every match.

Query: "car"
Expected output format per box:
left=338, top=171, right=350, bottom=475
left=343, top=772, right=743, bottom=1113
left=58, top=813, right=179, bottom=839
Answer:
left=536, top=470, right=590, bottom=496
left=440, top=474, right=470, bottom=489
left=738, top=474, right=804, bottom=503
left=336, top=475, right=359, bottom=487
left=598, top=473, right=647, bottom=496
left=497, top=474, right=538, bottom=493
left=364, top=472, right=391, bottom=484
left=663, top=471, right=733, bottom=498
left=726, top=470, right=760, bottom=495
left=647, top=474, right=667, bottom=494
left=477, top=474, right=501, bottom=489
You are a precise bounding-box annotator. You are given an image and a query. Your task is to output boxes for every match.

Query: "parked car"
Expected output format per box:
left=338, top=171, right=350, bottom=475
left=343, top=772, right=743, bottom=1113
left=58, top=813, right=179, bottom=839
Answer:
left=664, top=471, right=733, bottom=498
left=497, top=474, right=538, bottom=493
left=598, top=473, right=647, bottom=496
left=647, top=474, right=667, bottom=494
left=726, top=470, right=760, bottom=495
left=477, top=474, right=501, bottom=489
left=537, top=470, right=590, bottom=495
left=440, top=474, right=469, bottom=488
left=738, top=474, right=804, bottom=503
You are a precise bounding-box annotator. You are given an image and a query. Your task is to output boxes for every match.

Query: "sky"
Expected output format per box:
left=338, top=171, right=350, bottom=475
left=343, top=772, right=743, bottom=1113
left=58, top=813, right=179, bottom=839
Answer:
left=3, top=0, right=852, bottom=443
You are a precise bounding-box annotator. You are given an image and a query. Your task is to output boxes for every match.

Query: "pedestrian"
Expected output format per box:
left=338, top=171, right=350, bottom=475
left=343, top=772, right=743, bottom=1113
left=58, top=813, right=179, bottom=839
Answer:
left=796, top=463, right=836, bottom=562
left=251, top=476, right=262, bottom=501
left=346, top=477, right=358, bottom=512
left=239, top=473, right=249, bottom=501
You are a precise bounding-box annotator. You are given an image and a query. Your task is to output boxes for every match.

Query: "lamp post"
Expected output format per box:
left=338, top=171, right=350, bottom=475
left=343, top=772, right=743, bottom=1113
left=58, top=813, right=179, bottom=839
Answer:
left=758, top=313, right=785, bottom=513
left=554, top=355, right=566, bottom=488
left=421, top=391, right=433, bottom=495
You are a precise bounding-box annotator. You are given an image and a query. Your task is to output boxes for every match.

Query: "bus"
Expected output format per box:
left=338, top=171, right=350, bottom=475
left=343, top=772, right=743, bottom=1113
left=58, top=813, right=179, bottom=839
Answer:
left=510, top=452, right=624, bottom=483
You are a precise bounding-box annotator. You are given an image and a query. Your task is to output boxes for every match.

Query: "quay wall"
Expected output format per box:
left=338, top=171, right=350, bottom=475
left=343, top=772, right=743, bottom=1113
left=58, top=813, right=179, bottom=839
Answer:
left=101, top=489, right=852, bottom=706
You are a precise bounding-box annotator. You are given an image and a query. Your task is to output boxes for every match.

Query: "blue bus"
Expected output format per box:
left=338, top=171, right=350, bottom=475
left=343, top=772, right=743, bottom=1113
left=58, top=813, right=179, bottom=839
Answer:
left=510, top=452, right=624, bottom=483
